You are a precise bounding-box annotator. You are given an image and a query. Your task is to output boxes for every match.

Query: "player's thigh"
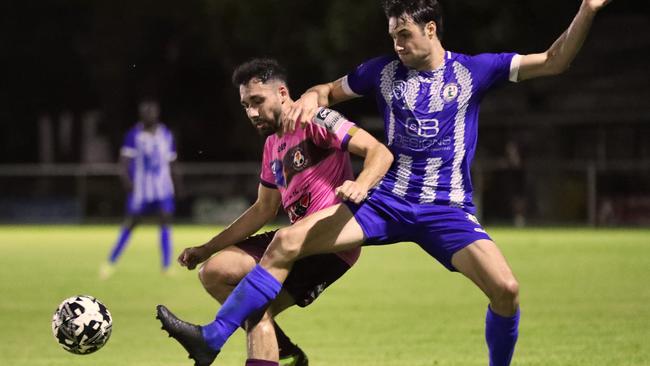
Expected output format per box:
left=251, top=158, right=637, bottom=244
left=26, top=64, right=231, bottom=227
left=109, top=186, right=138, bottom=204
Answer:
left=199, top=246, right=257, bottom=286
left=266, top=203, right=364, bottom=261
left=451, top=239, right=518, bottom=300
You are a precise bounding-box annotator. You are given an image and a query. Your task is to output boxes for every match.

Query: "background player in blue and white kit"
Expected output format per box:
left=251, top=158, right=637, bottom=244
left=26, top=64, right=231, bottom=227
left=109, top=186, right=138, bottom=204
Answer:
left=101, top=98, right=180, bottom=278
left=154, top=1, right=612, bottom=365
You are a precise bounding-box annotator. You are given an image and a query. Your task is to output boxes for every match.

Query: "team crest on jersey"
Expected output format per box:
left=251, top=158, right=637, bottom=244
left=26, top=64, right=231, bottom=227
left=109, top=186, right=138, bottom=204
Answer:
left=291, top=148, right=309, bottom=171
left=441, top=82, right=460, bottom=103
left=392, top=80, right=408, bottom=100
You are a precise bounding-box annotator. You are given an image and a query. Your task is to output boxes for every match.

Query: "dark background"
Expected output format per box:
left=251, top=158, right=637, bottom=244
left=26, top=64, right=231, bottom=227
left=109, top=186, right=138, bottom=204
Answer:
left=0, top=0, right=648, bottom=225
left=0, top=0, right=647, bottom=162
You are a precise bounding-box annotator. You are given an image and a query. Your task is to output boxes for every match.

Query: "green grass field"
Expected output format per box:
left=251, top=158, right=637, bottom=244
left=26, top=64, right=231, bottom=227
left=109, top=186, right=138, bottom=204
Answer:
left=1, top=226, right=649, bottom=365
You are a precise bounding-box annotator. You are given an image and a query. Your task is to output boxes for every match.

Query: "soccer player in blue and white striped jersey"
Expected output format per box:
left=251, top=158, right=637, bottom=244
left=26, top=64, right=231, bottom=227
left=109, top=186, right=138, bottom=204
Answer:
left=101, top=98, right=179, bottom=278
left=154, top=1, right=612, bottom=365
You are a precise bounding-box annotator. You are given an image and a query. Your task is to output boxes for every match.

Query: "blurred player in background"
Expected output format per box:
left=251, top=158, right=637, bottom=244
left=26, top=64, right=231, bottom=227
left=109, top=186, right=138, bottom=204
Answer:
left=101, top=98, right=181, bottom=279
left=156, top=58, right=392, bottom=366
left=151, top=1, right=613, bottom=365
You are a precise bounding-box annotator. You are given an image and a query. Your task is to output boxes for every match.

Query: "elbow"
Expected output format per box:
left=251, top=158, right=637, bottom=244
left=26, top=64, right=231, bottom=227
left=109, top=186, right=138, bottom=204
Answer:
left=544, top=51, right=571, bottom=76
left=547, top=62, right=570, bottom=76
left=378, top=144, right=394, bottom=169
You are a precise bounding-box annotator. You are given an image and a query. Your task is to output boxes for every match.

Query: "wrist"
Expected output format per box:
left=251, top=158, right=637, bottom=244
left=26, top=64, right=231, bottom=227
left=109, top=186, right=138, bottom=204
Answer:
left=580, top=2, right=599, bottom=16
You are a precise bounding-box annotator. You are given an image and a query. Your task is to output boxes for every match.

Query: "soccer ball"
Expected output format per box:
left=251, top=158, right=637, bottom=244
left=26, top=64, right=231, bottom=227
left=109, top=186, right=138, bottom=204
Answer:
left=51, top=295, right=113, bottom=354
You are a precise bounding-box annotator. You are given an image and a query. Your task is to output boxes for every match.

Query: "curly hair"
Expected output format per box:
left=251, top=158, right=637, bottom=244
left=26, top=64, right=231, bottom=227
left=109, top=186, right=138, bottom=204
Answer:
left=231, top=58, right=288, bottom=87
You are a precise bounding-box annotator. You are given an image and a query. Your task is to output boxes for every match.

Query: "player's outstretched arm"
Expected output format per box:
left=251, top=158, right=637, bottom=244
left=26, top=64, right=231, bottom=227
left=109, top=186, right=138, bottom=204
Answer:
left=336, top=129, right=393, bottom=204
left=517, top=0, right=612, bottom=81
left=282, top=77, right=357, bottom=134
left=178, top=185, right=281, bottom=269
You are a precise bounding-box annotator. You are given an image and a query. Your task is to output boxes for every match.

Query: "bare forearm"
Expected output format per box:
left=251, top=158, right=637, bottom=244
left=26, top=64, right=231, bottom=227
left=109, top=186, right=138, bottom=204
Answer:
left=304, top=84, right=334, bottom=107
left=203, top=204, right=277, bottom=254
left=355, top=144, right=393, bottom=191
left=546, top=3, right=598, bottom=74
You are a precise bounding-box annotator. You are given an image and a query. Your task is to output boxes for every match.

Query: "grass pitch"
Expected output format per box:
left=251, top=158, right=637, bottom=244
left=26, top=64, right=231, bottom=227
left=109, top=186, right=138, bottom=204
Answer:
left=1, top=225, right=649, bottom=365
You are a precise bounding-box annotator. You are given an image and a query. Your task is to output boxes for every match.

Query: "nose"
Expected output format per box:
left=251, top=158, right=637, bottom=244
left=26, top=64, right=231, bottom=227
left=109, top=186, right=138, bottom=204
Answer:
left=394, top=40, right=404, bottom=53
left=246, top=107, right=259, bottom=120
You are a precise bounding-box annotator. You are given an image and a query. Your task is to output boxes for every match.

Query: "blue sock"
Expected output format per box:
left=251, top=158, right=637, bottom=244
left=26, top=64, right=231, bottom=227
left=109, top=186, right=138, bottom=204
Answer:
left=201, top=265, right=282, bottom=351
left=109, top=227, right=132, bottom=263
left=160, top=225, right=171, bottom=269
left=485, top=305, right=520, bottom=366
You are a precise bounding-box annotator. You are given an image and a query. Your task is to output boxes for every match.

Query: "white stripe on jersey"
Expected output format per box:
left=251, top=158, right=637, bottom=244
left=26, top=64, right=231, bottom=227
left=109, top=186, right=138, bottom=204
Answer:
left=420, top=157, right=443, bottom=204
left=380, top=61, right=400, bottom=146
left=132, top=155, right=143, bottom=206
left=392, top=154, right=413, bottom=198
left=449, top=61, right=473, bottom=208
left=427, top=67, right=446, bottom=113
left=404, top=70, right=419, bottom=111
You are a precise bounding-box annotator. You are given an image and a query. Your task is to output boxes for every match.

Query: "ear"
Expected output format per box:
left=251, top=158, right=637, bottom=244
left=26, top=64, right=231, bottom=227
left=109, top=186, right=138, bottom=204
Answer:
left=278, top=84, right=290, bottom=101
left=426, top=21, right=437, bottom=39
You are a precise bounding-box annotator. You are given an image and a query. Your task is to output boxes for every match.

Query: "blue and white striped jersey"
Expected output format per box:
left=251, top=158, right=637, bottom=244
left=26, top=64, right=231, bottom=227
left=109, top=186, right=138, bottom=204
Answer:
left=343, top=51, right=520, bottom=213
left=120, top=123, right=177, bottom=205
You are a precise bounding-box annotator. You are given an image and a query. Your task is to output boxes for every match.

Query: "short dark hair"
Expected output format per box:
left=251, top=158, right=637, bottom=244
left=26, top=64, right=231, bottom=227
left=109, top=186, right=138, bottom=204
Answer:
left=231, top=58, right=288, bottom=87
left=382, top=0, right=444, bottom=40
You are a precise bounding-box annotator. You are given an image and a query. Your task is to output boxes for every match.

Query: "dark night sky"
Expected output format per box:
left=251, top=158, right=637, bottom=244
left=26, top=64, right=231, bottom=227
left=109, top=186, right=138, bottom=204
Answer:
left=0, top=0, right=648, bottom=163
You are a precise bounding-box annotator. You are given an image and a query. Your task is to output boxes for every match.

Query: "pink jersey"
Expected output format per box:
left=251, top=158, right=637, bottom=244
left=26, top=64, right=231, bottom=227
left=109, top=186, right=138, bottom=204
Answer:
left=260, top=108, right=361, bottom=265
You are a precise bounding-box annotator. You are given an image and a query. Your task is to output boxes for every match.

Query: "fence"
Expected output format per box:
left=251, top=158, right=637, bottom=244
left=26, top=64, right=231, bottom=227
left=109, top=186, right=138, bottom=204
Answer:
left=1, top=161, right=649, bottom=226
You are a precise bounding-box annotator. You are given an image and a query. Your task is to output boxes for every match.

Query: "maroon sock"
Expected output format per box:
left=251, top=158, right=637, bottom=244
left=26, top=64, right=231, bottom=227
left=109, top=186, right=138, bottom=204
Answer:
left=245, top=359, right=278, bottom=366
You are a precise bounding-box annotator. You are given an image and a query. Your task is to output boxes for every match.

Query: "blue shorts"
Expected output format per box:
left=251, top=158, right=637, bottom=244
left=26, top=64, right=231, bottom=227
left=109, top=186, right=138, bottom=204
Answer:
left=344, top=187, right=491, bottom=271
left=127, top=195, right=175, bottom=216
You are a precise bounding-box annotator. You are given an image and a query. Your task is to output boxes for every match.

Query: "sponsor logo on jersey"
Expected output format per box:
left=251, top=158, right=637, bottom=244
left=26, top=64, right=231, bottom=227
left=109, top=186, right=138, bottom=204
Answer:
left=442, top=82, right=460, bottom=103
left=466, top=213, right=480, bottom=225
left=287, top=192, right=311, bottom=223
left=271, top=159, right=285, bottom=187
left=314, top=108, right=343, bottom=132
left=317, top=108, right=332, bottom=121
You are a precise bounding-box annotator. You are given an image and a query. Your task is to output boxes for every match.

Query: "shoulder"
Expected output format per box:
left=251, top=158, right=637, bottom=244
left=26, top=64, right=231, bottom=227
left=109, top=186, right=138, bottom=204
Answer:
left=449, top=51, right=516, bottom=69
left=157, top=123, right=173, bottom=136
left=123, top=124, right=140, bottom=141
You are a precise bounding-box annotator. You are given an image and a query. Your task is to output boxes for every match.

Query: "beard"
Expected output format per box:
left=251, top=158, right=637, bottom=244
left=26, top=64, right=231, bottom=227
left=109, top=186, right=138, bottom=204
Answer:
left=255, top=119, right=278, bottom=137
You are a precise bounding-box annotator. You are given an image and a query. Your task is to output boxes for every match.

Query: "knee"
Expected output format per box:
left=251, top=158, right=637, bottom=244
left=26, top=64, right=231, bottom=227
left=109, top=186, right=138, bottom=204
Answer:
left=267, top=227, right=302, bottom=262
left=198, top=259, right=242, bottom=289
left=493, top=278, right=520, bottom=305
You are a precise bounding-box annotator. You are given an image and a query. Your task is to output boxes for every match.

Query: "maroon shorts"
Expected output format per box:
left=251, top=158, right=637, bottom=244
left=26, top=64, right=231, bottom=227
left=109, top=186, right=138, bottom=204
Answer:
left=236, top=230, right=352, bottom=307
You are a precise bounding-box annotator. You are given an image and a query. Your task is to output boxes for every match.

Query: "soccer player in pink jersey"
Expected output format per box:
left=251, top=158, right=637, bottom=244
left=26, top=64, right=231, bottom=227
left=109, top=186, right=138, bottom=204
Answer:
left=157, top=58, right=393, bottom=366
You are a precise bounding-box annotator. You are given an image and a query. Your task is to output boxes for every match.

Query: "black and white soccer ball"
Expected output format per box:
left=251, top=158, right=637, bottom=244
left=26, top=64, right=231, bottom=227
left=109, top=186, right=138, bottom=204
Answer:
left=51, top=295, right=112, bottom=355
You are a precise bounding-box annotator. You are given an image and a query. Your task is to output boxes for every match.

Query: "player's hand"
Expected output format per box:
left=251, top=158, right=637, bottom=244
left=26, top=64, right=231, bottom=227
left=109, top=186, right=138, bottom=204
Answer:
left=583, top=0, right=612, bottom=12
left=177, top=245, right=211, bottom=270
left=282, top=91, right=319, bottom=134
left=335, top=180, right=369, bottom=204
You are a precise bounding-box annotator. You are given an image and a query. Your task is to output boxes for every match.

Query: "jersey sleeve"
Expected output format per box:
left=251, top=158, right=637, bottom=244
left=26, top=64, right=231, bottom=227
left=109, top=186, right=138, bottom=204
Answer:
left=343, top=55, right=395, bottom=97
left=120, top=128, right=137, bottom=158
left=469, top=53, right=520, bottom=96
left=259, top=139, right=277, bottom=189
left=308, top=108, right=358, bottom=151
